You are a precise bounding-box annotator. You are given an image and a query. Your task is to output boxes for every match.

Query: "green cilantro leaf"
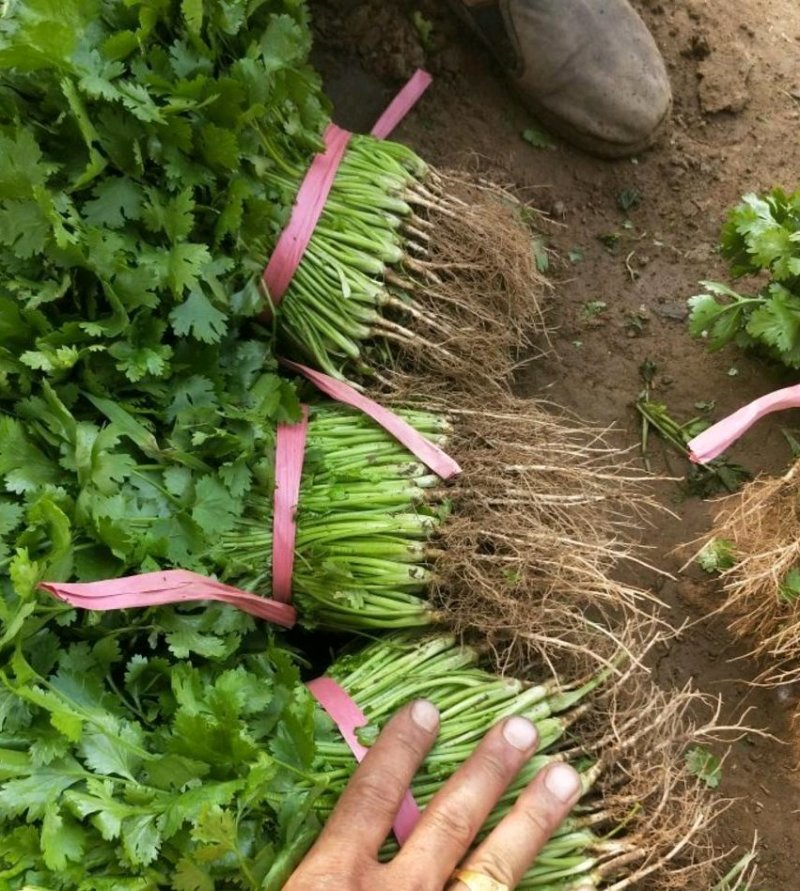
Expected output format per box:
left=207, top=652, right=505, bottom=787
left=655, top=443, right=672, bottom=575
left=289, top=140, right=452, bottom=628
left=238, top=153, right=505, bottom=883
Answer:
left=83, top=178, right=143, bottom=229
left=41, top=803, right=85, bottom=871
left=169, top=289, right=228, bottom=342
left=697, top=538, right=736, bottom=573
left=685, top=745, right=722, bottom=789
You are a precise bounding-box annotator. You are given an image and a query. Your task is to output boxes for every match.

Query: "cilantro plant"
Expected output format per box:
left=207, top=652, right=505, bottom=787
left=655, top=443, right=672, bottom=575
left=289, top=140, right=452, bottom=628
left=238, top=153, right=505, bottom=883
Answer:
left=0, top=609, right=329, bottom=889
left=0, top=0, right=327, bottom=596
left=688, top=189, right=800, bottom=367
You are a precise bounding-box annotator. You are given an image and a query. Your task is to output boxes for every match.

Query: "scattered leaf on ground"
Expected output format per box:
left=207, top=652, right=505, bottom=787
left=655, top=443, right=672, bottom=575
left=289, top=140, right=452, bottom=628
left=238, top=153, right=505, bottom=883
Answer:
left=686, top=745, right=723, bottom=789
left=522, top=125, right=554, bottom=149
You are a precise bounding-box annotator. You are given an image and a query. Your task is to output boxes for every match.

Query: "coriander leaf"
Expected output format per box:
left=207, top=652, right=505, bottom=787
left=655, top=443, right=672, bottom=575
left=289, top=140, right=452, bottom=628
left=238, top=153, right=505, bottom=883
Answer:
left=192, top=475, right=240, bottom=536
left=745, top=283, right=800, bottom=354
left=779, top=567, right=800, bottom=603
left=687, top=288, right=746, bottom=351
left=109, top=340, right=173, bottom=382
left=173, top=858, right=215, bottom=891
left=118, top=82, right=164, bottom=124
left=685, top=745, right=722, bottom=789
left=41, top=803, right=85, bottom=871
left=163, top=466, right=193, bottom=497
left=0, top=499, right=23, bottom=561
left=167, top=375, right=218, bottom=420
left=79, top=723, right=145, bottom=782
left=122, top=813, right=162, bottom=866
left=169, top=289, right=227, bottom=342
left=697, top=538, right=735, bottom=573
left=0, top=417, right=60, bottom=493
left=0, top=198, right=51, bottom=257
left=160, top=612, right=230, bottom=660
left=82, top=177, right=143, bottom=229
left=182, top=0, right=204, bottom=37
left=259, top=15, right=309, bottom=72
left=167, top=245, right=213, bottom=298
left=0, top=129, right=54, bottom=199
left=200, top=123, right=240, bottom=171
left=0, top=758, right=84, bottom=820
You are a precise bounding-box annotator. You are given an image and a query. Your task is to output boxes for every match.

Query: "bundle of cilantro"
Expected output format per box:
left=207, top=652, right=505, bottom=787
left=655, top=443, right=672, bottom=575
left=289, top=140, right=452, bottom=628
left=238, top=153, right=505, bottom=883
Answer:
left=214, top=394, right=654, bottom=652
left=0, top=628, right=731, bottom=890
left=262, top=131, right=548, bottom=394
left=688, top=189, right=800, bottom=368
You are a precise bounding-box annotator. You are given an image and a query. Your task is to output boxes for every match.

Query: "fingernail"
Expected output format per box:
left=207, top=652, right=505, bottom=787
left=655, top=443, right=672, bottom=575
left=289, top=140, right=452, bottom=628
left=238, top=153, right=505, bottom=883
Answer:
left=544, top=764, right=581, bottom=803
left=411, top=699, right=439, bottom=733
left=502, top=716, right=537, bottom=751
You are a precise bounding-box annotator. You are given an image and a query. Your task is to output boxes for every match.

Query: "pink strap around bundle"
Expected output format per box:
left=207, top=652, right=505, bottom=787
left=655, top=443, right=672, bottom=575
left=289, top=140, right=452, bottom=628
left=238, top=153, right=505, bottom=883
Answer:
left=262, top=124, right=352, bottom=305
left=260, top=69, right=432, bottom=309
left=370, top=69, right=433, bottom=139
left=306, top=676, right=422, bottom=844
left=283, top=359, right=461, bottom=480
left=688, top=382, right=800, bottom=464
left=39, top=569, right=297, bottom=627
left=272, top=405, right=309, bottom=602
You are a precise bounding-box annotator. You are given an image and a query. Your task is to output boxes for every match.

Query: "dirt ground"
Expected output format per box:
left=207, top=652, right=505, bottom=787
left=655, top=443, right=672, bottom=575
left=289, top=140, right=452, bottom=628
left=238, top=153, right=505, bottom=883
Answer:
left=310, top=0, right=800, bottom=885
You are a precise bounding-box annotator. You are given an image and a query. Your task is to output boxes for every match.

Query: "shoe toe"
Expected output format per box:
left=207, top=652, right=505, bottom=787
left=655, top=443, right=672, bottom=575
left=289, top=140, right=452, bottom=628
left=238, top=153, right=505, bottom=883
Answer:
left=506, top=0, right=672, bottom=156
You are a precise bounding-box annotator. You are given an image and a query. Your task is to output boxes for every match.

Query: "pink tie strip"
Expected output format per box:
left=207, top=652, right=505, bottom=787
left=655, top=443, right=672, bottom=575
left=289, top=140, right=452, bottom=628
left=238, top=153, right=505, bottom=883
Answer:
left=260, top=69, right=433, bottom=313
left=688, top=382, right=800, bottom=464
left=261, top=123, right=352, bottom=309
left=282, top=359, right=461, bottom=480
left=370, top=69, right=434, bottom=139
left=39, top=569, right=297, bottom=628
left=306, top=675, right=422, bottom=845
left=272, top=405, right=309, bottom=603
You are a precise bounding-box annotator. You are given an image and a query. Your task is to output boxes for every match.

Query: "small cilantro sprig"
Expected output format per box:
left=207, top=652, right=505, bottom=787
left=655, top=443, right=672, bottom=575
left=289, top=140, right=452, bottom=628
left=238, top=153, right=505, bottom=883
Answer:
left=697, top=538, right=736, bottom=573
left=636, top=398, right=750, bottom=496
left=688, top=189, right=800, bottom=367
left=685, top=745, right=723, bottom=789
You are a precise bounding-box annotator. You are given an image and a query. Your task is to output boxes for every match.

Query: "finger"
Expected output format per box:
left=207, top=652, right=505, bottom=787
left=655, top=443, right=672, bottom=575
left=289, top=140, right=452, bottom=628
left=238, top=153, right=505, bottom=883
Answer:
left=394, top=716, right=539, bottom=889
left=319, top=699, right=440, bottom=856
left=453, top=762, right=583, bottom=889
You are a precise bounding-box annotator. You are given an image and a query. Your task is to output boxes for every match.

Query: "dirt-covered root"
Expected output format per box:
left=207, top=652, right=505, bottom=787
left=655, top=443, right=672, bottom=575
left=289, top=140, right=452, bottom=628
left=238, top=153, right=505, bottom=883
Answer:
left=379, top=170, right=549, bottom=395
left=431, top=520, right=666, bottom=679
left=446, top=397, right=657, bottom=549
left=400, top=389, right=661, bottom=560
left=398, top=390, right=666, bottom=678
left=698, top=462, right=800, bottom=686
left=553, top=675, right=757, bottom=891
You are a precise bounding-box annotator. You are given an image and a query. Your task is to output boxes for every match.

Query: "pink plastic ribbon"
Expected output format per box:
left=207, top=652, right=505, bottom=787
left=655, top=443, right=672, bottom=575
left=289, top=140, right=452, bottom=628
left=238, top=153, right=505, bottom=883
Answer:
left=688, top=382, right=800, bottom=464
left=262, top=123, right=352, bottom=306
left=283, top=359, right=461, bottom=480
left=260, top=69, right=432, bottom=311
left=39, top=569, right=297, bottom=627
left=272, top=405, right=309, bottom=603
left=306, top=676, right=422, bottom=844
left=370, top=69, right=434, bottom=139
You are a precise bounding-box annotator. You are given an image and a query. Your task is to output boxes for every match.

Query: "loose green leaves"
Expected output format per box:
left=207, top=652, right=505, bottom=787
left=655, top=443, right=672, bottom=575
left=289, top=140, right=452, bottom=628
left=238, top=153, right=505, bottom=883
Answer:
left=690, top=188, right=800, bottom=368
left=685, top=745, right=723, bottom=789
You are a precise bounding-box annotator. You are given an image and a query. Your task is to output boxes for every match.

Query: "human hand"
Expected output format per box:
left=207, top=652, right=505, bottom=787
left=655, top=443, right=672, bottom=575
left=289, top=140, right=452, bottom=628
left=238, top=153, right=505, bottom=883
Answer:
left=284, top=699, right=582, bottom=891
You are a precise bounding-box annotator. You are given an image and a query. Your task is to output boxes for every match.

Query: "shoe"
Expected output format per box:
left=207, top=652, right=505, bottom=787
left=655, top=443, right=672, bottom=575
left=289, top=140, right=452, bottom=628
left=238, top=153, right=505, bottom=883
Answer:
left=451, top=0, right=672, bottom=158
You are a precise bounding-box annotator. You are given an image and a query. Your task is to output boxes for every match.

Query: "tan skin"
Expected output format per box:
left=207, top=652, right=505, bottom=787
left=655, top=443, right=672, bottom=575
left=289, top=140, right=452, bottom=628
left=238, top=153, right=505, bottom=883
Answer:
left=285, top=699, right=582, bottom=891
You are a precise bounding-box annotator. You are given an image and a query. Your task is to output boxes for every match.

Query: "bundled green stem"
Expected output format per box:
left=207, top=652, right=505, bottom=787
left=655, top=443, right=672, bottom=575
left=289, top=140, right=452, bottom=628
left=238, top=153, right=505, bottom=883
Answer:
left=209, top=396, right=660, bottom=676
left=257, top=132, right=548, bottom=393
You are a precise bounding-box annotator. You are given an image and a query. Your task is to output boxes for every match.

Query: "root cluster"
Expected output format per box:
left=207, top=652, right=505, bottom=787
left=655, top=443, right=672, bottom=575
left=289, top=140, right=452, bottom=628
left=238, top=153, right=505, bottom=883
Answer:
left=700, top=462, right=800, bottom=686
left=419, top=391, right=663, bottom=677
left=377, top=170, right=549, bottom=395
left=537, top=645, right=754, bottom=890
